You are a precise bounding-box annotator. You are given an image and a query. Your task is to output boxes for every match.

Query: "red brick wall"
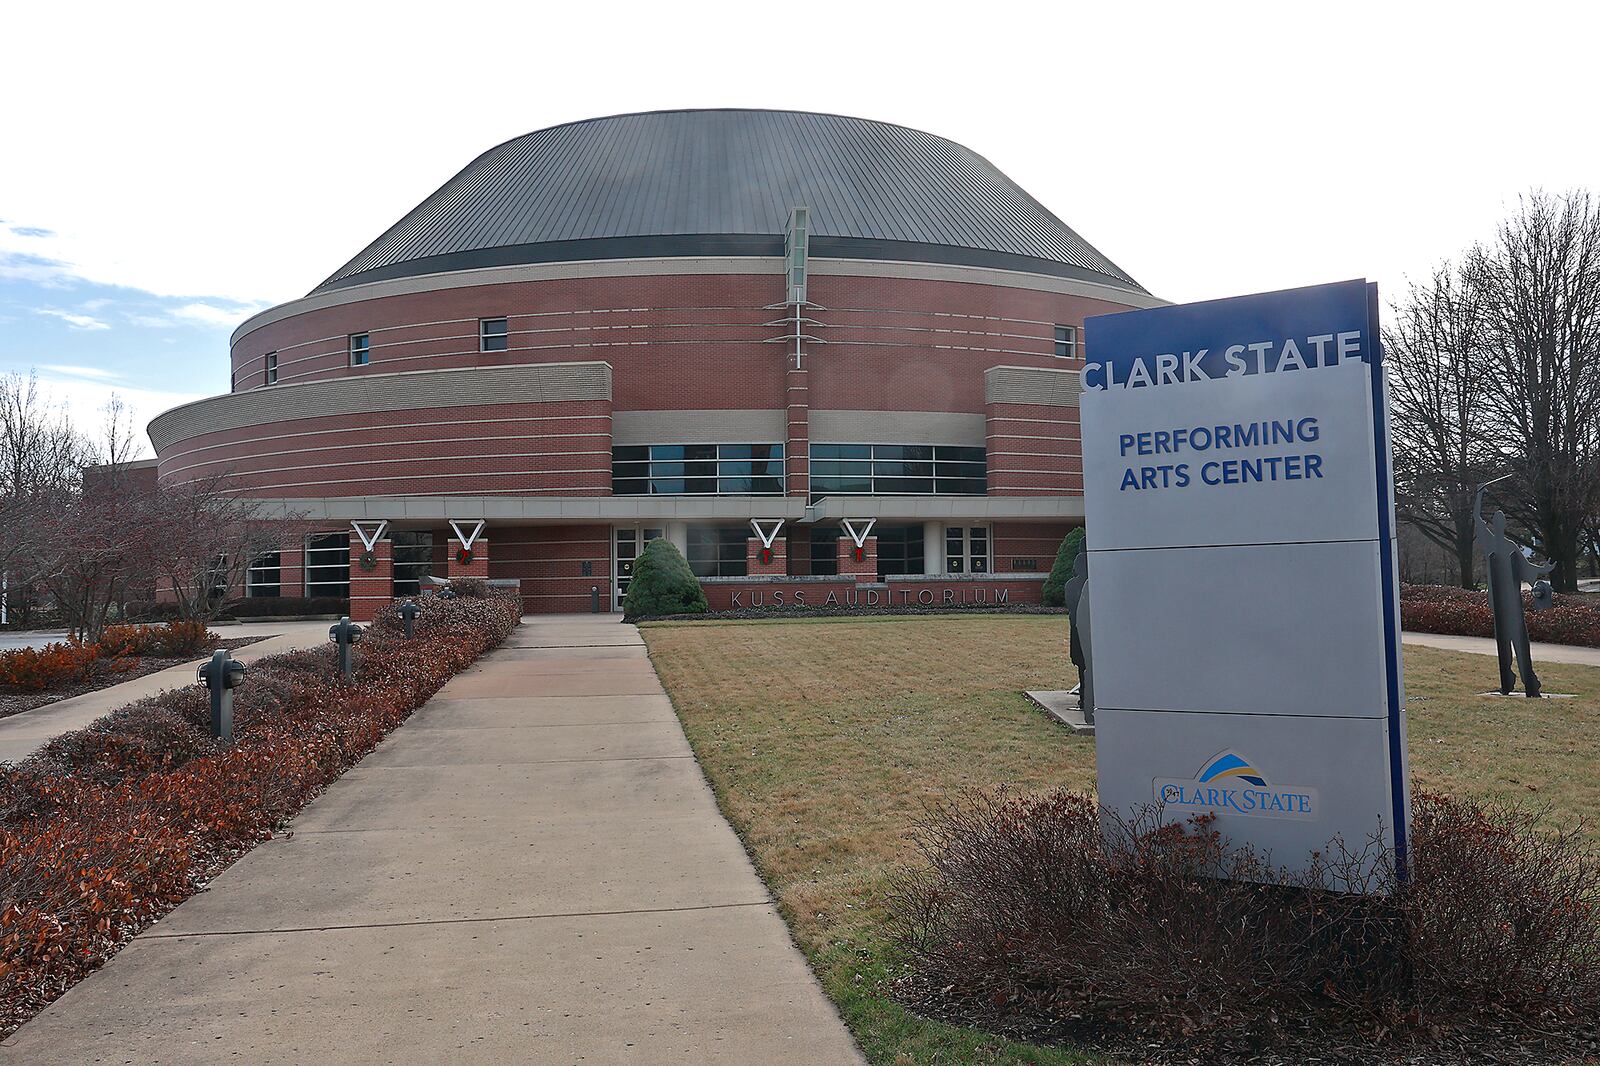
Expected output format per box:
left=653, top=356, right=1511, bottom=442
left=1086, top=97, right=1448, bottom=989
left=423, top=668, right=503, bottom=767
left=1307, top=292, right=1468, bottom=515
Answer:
left=489, top=524, right=611, bottom=614
left=348, top=539, right=393, bottom=621
left=986, top=401, right=1083, bottom=495
left=446, top=538, right=489, bottom=581
left=991, top=522, right=1078, bottom=574
left=157, top=401, right=612, bottom=497
left=746, top=536, right=788, bottom=576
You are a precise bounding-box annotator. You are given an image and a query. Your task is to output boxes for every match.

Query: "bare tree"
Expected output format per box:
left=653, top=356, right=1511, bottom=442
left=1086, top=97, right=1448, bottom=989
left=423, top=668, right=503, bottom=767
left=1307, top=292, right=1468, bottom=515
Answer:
left=0, top=373, right=92, bottom=625
left=1468, top=190, right=1600, bottom=592
left=1387, top=262, right=1499, bottom=587
left=132, top=476, right=306, bottom=623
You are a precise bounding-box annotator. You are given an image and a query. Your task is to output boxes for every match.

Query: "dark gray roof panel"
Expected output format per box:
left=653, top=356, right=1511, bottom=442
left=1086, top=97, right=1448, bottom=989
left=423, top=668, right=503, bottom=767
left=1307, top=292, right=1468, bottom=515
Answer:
left=313, top=109, right=1146, bottom=296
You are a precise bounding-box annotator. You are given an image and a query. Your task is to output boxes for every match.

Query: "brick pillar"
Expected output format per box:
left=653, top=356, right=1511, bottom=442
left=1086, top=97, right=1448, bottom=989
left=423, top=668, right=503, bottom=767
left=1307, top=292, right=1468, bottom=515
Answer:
left=838, top=535, right=878, bottom=580
left=447, top=537, right=490, bottom=581
left=348, top=538, right=393, bottom=622
left=786, top=364, right=809, bottom=497
left=746, top=536, right=788, bottom=577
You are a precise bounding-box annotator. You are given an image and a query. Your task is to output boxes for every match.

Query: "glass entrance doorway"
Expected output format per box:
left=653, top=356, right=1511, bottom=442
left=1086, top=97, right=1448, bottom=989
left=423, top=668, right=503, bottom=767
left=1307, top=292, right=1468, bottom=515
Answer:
left=613, top=526, right=664, bottom=609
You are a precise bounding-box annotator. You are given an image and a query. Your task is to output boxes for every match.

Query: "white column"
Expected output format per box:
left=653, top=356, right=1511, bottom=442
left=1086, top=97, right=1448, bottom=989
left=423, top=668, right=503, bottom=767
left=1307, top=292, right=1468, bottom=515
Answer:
left=666, top=521, right=689, bottom=555
left=923, top=522, right=945, bottom=576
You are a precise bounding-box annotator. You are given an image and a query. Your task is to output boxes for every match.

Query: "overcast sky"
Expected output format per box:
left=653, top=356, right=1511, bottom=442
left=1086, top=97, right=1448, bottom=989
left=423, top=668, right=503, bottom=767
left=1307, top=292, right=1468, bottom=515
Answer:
left=2, top=1, right=1595, bottom=453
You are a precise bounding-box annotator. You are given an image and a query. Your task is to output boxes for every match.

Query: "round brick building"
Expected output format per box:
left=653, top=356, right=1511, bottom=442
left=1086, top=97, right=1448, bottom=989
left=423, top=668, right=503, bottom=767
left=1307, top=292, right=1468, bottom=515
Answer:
left=150, top=109, right=1161, bottom=616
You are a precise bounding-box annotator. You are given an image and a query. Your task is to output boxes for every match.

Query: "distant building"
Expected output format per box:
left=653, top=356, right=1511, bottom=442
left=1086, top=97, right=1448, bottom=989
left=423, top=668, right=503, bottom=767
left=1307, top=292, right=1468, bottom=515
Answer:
left=149, top=109, right=1160, bottom=616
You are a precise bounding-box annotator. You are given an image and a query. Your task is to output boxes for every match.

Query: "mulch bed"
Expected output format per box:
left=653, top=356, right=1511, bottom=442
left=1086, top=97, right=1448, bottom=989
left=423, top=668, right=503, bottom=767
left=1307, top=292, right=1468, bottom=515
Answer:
left=0, top=637, right=264, bottom=723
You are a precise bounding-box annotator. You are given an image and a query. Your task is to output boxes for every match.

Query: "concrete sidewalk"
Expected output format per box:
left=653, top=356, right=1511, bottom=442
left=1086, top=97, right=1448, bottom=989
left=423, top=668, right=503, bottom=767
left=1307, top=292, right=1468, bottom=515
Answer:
left=0, top=621, right=331, bottom=764
left=1402, top=630, right=1600, bottom=667
left=2, top=614, right=863, bottom=1064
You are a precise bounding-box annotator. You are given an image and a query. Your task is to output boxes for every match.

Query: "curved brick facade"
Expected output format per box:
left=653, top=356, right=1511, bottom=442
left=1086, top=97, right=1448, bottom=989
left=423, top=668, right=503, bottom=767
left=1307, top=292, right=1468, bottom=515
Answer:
left=147, top=111, right=1159, bottom=616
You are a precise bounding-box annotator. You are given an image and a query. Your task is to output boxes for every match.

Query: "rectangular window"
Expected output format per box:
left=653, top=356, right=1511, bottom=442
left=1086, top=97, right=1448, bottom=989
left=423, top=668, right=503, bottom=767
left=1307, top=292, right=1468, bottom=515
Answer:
left=876, top=524, right=926, bottom=579
left=809, top=444, right=986, bottom=499
left=1053, top=324, right=1078, bottom=359
left=349, top=333, right=370, bottom=366
left=612, top=443, right=784, bottom=496
left=265, top=351, right=279, bottom=385
left=479, top=317, right=509, bottom=352
left=686, top=526, right=749, bottom=578
left=391, top=531, right=433, bottom=597
left=809, top=527, right=839, bottom=576
left=246, top=552, right=281, bottom=598
left=945, top=526, right=991, bottom=574
left=305, top=532, right=351, bottom=599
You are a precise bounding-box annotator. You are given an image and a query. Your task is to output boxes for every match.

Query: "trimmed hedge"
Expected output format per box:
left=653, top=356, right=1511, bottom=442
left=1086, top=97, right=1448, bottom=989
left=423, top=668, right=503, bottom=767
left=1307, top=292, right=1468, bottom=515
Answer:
left=622, top=539, right=707, bottom=621
left=0, top=594, right=519, bottom=1037
left=1042, top=527, right=1084, bottom=608
left=1402, top=582, right=1600, bottom=648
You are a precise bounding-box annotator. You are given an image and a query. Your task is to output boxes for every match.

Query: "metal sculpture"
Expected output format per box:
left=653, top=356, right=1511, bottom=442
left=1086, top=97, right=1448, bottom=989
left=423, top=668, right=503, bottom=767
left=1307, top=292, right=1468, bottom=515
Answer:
left=1474, top=485, right=1553, bottom=697
left=1062, top=550, right=1094, bottom=723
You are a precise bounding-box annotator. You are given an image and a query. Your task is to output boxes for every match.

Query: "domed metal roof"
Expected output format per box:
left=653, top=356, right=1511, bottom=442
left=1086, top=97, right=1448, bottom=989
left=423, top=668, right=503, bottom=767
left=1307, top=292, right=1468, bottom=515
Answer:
left=313, top=109, right=1146, bottom=296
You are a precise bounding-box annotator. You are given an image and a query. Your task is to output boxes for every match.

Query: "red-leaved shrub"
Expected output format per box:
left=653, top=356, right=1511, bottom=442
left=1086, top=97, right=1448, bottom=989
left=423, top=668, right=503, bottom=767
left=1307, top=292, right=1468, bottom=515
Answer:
left=0, top=622, right=222, bottom=693
left=1402, top=582, right=1600, bottom=648
left=894, top=788, right=1600, bottom=1060
left=0, top=595, right=519, bottom=1037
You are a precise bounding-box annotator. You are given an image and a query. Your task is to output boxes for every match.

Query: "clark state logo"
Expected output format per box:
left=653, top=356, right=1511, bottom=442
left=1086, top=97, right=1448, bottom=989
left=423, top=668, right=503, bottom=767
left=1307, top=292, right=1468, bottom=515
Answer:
left=1154, top=751, right=1319, bottom=821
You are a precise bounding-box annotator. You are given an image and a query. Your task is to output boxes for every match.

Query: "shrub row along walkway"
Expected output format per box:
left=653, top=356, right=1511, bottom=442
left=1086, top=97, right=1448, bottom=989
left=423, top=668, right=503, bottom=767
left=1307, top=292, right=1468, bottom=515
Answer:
left=0, top=621, right=332, bottom=764
left=2, top=613, right=862, bottom=1065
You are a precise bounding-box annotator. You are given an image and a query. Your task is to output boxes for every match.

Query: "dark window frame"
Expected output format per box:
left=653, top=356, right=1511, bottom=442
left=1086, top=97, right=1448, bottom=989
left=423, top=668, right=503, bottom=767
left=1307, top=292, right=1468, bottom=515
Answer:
left=1053, top=324, right=1078, bottom=359
left=612, top=443, right=785, bottom=496
left=809, top=444, right=986, bottom=499
left=479, top=317, right=509, bottom=352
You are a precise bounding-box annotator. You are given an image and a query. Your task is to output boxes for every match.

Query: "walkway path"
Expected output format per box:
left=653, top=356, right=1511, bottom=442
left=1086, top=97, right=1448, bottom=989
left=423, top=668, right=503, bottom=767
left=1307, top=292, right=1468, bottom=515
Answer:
left=1403, top=630, right=1600, bottom=667
left=1, top=614, right=863, bottom=1065
left=0, top=621, right=331, bottom=764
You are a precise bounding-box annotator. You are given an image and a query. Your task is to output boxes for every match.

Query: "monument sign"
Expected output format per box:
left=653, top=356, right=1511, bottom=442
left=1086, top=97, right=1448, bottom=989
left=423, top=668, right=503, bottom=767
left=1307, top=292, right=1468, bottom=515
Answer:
left=1081, top=280, right=1410, bottom=884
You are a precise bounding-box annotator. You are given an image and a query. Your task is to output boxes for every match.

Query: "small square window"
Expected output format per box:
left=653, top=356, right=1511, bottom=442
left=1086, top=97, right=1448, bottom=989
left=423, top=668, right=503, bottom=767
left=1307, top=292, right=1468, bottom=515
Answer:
left=265, top=351, right=278, bottom=385
left=349, top=333, right=370, bottom=366
left=480, top=317, right=509, bottom=352
left=1053, top=324, right=1078, bottom=359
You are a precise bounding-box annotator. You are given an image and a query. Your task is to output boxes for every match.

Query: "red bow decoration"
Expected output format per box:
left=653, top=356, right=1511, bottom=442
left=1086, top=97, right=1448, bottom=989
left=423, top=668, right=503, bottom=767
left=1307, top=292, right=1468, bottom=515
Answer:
left=457, top=548, right=474, bottom=565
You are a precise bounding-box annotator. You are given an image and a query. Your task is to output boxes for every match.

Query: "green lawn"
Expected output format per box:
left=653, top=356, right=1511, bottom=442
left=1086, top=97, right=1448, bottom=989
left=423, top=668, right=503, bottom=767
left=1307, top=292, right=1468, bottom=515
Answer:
left=640, top=615, right=1600, bottom=1064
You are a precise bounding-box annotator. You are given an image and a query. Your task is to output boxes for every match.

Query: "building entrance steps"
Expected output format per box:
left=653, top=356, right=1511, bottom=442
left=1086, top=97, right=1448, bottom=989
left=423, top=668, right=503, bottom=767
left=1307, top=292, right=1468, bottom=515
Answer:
left=1, top=613, right=864, bottom=1064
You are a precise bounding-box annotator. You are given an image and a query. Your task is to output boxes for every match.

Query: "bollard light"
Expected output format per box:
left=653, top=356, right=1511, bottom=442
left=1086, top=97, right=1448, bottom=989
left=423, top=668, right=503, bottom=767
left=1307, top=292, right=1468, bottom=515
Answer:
left=197, top=648, right=247, bottom=742
left=329, top=616, right=365, bottom=678
left=590, top=585, right=600, bottom=613
left=398, top=601, right=421, bottom=639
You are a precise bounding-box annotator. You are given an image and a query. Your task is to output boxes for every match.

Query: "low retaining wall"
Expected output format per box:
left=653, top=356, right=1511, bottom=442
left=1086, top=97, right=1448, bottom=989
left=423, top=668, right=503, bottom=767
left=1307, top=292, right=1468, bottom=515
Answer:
left=699, top=573, right=1046, bottom=612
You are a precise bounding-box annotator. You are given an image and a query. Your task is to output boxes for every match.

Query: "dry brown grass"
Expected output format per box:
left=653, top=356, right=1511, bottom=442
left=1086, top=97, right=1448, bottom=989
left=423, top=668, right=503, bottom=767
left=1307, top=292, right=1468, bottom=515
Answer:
left=641, top=615, right=1600, bottom=1064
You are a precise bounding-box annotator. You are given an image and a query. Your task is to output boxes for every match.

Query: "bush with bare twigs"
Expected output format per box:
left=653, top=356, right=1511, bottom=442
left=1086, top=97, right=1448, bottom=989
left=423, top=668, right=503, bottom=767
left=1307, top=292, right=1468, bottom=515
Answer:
left=893, top=789, right=1600, bottom=1062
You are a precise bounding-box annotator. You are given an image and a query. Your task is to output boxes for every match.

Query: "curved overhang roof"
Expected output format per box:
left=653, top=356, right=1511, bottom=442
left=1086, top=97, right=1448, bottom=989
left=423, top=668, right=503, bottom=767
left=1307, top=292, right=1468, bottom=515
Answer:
left=312, top=109, right=1147, bottom=297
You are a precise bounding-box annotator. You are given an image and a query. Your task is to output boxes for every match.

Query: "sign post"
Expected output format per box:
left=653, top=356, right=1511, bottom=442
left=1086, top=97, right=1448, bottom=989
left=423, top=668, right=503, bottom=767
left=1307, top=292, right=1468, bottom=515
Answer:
left=1081, top=280, right=1409, bottom=886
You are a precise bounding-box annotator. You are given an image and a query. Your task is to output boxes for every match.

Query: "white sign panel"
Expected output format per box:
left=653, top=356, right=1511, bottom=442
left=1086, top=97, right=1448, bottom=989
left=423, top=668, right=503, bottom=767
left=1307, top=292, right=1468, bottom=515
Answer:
left=1080, top=280, right=1410, bottom=886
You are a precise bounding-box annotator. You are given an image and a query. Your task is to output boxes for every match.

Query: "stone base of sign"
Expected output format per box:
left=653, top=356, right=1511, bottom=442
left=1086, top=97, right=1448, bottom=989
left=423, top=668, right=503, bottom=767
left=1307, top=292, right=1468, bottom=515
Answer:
left=1476, top=691, right=1578, bottom=699
left=1025, top=690, right=1096, bottom=735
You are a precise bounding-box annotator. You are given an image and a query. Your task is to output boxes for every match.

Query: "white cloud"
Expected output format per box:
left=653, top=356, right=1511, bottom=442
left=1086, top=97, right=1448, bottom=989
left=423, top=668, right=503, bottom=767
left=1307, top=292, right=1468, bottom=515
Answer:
left=39, top=364, right=121, bottom=381
left=169, top=301, right=262, bottom=328
left=37, top=308, right=110, bottom=331
left=29, top=372, right=206, bottom=459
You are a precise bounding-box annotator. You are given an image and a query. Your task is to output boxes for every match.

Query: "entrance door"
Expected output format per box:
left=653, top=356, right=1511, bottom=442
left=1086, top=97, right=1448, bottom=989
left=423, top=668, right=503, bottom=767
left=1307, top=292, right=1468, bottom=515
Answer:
left=613, top=526, right=665, bottom=609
